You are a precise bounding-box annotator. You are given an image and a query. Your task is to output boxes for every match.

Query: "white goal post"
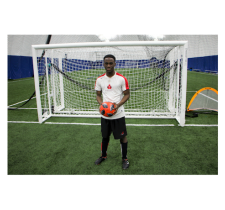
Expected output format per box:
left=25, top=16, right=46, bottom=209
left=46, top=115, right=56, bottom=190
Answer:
left=32, top=41, right=188, bottom=126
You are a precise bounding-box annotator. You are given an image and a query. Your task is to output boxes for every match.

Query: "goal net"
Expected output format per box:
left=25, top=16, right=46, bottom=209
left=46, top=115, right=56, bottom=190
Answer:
left=32, top=41, right=188, bottom=126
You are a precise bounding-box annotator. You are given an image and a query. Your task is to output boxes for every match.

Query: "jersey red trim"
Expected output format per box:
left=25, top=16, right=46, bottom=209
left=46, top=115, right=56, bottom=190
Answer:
left=116, top=72, right=129, bottom=90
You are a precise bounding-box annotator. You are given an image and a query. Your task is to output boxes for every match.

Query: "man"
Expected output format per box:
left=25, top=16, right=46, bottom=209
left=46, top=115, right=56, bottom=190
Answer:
left=94, top=54, right=130, bottom=169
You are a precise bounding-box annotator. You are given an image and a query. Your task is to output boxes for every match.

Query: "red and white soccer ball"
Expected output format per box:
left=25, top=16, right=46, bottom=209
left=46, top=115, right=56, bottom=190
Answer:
left=99, top=102, right=116, bottom=117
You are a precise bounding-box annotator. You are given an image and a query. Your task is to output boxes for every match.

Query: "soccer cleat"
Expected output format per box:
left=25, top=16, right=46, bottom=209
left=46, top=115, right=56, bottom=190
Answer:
left=122, top=159, right=129, bottom=169
left=95, top=156, right=107, bottom=165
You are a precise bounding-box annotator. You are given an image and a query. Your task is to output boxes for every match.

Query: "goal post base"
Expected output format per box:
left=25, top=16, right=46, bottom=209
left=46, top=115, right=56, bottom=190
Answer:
left=42, top=113, right=177, bottom=119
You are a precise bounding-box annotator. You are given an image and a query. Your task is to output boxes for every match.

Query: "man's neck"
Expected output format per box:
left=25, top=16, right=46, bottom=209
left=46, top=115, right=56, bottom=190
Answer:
left=106, top=70, right=115, bottom=78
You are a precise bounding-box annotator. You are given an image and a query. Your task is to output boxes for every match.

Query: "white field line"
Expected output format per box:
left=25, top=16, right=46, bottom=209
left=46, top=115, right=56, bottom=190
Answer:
left=8, top=121, right=39, bottom=124
left=7, top=121, right=218, bottom=127
left=8, top=97, right=36, bottom=107
left=126, top=124, right=174, bottom=126
left=7, top=121, right=174, bottom=126
left=8, top=108, right=37, bottom=110
left=45, top=122, right=101, bottom=126
left=8, top=93, right=46, bottom=107
left=182, top=124, right=218, bottom=127
left=44, top=122, right=174, bottom=126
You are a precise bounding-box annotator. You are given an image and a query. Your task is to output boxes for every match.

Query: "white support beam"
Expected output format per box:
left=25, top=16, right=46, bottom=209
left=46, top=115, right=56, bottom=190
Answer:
left=32, top=41, right=188, bottom=50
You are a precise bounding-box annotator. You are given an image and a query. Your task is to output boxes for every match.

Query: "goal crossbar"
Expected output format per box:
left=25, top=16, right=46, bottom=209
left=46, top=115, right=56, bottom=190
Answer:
left=32, top=41, right=188, bottom=50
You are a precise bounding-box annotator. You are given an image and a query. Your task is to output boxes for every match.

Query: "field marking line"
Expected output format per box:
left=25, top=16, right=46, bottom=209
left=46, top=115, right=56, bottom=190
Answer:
left=8, top=121, right=174, bottom=126
left=8, top=121, right=39, bottom=124
left=8, top=93, right=46, bottom=107
left=8, top=98, right=36, bottom=107
left=7, top=121, right=218, bottom=127
left=8, top=107, right=37, bottom=110
left=45, top=122, right=174, bottom=126
left=45, top=122, right=101, bottom=125
left=183, top=124, right=218, bottom=127
left=45, top=122, right=175, bottom=126
left=126, top=124, right=174, bottom=126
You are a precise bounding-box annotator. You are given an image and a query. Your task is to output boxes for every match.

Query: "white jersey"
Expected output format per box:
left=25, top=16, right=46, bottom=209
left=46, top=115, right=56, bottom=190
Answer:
left=95, top=72, right=129, bottom=119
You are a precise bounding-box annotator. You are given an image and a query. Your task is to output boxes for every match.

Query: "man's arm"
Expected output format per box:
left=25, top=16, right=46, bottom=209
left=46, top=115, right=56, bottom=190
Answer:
left=115, top=89, right=130, bottom=110
left=96, top=91, right=103, bottom=105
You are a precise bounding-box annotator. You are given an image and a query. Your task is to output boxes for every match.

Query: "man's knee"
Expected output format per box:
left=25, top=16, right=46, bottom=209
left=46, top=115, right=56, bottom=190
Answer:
left=120, top=136, right=127, bottom=143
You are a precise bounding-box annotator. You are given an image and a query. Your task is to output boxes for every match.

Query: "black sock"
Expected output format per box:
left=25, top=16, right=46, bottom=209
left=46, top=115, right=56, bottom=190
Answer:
left=121, top=142, right=128, bottom=159
left=101, top=137, right=109, bottom=157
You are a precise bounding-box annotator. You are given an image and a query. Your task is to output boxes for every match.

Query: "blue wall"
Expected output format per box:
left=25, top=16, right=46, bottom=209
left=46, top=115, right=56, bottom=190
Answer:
left=188, top=55, right=218, bottom=72
left=8, top=55, right=218, bottom=80
left=8, top=55, right=34, bottom=79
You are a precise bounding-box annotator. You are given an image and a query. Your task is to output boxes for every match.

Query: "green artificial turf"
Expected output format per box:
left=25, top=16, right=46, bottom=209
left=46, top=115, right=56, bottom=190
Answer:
left=8, top=71, right=218, bottom=175
left=8, top=123, right=218, bottom=175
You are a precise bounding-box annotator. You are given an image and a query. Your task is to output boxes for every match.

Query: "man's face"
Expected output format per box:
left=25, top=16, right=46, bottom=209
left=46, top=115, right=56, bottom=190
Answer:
left=103, top=57, right=116, bottom=73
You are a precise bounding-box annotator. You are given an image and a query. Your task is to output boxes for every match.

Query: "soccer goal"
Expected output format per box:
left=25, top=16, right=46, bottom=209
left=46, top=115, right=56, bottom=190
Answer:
left=32, top=41, right=188, bottom=126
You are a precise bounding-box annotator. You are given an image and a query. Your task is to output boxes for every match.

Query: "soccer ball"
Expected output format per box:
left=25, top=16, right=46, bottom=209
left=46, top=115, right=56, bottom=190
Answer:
left=99, top=102, right=116, bottom=117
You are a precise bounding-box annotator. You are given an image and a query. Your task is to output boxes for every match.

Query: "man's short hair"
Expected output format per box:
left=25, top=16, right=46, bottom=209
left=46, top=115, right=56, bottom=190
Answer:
left=104, top=54, right=116, bottom=62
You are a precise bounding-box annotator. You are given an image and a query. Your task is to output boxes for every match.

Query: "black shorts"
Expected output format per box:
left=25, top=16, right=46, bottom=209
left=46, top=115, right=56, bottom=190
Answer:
left=101, top=117, right=127, bottom=139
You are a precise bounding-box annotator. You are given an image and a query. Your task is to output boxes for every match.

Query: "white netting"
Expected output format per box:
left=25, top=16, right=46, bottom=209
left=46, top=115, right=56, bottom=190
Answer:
left=34, top=43, right=186, bottom=122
